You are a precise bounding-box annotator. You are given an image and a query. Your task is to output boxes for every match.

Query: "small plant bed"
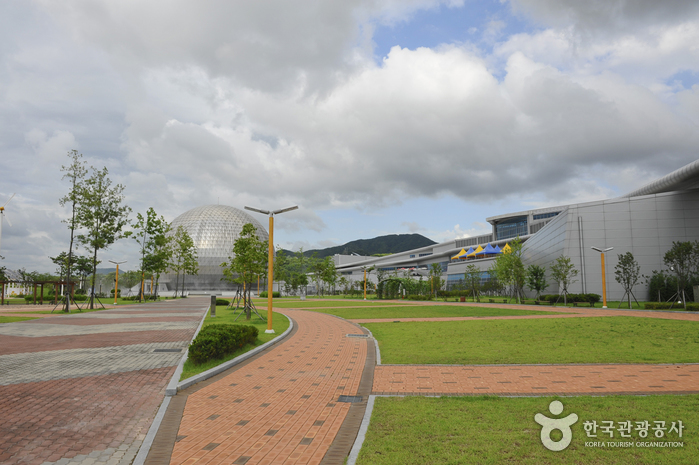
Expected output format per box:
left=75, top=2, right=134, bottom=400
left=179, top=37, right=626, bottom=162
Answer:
left=303, top=305, right=558, bottom=320
left=356, top=395, right=699, bottom=465
left=0, top=316, right=40, bottom=323
left=180, top=307, right=289, bottom=380
left=363, top=317, right=699, bottom=365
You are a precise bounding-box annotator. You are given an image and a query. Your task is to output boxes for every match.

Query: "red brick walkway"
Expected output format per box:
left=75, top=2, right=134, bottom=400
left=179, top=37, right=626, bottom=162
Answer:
left=169, top=309, right=370, bottom=465
left=372, top=364, right=699, bottom=396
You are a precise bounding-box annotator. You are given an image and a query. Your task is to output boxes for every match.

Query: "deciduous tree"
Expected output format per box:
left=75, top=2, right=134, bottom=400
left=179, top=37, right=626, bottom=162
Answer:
left=76, top=166, right=131, bottom=308
left=550, top=255, right=578, bottom=305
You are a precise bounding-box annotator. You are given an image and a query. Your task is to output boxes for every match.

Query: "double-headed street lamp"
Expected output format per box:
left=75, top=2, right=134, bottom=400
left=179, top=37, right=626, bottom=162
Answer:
left=108, top=260, right=127, bottom=305
left=245, top=205, right=298, bottom=334
left=591, top=246, right=613, bottom=308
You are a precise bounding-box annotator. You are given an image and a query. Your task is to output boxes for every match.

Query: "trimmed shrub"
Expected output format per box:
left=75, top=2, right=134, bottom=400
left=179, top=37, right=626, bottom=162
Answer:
left=188, top=324, right=259, bottom=365
left=73, top=295, right=88, bottom=301
left=24, top=295, right=34, bottom=302
left=215, top=298, right=229, bottom=306
left=110, top=289, right=122, bottom=297
left=259, top=291, right=280, bottom=298
left=645, top=302, right=699, bottom=311
left=406, top=294, right=433, bottom=301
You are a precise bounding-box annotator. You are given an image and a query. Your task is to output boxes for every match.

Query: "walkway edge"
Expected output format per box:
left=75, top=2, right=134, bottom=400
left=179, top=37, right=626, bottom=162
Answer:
left=176, top=312, right=294, bottom=392
left=346, top=395, right=376, bottom=465
left=165, top=301, right=210, bottom=396
left=363, top=326, right=381, bottom=365
left=132, top=396, right=171, bottom=465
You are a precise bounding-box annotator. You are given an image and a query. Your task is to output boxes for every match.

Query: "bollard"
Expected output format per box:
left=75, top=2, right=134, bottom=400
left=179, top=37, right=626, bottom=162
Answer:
left=210, top=295, right=216, bottom=317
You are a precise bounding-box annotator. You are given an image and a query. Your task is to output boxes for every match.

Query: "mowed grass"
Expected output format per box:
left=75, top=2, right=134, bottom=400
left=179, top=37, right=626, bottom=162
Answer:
left=0, top=316, right=39, bottom=323
left=363, top=317, right=699, bottom=364
left=180, top=306, right=290, bottom=380
left=357, top=395, right=699, bottom=465
left=297, top=305, right=558, bottom=320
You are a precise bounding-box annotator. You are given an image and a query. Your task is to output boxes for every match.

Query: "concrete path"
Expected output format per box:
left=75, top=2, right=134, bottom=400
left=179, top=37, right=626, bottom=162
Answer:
left=0, top=297, right=208, bottom=465
left=152, top=310, right=372, bottom=465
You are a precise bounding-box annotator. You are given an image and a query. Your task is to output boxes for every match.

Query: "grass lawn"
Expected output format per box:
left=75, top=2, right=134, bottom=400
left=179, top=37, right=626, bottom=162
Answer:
left=180, top=306, right=290, bottom=380
left=297, top=305, right=558, bottom=320
left=0, top=316, right=39, bottom=323
left=357, top=395, right=698, bottom=465
left=363, top=317, right=699, bottom=364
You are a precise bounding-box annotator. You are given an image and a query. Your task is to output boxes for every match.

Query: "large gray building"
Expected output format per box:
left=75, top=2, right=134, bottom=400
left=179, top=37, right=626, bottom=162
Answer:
left=334, top=159, right=699, bottom=301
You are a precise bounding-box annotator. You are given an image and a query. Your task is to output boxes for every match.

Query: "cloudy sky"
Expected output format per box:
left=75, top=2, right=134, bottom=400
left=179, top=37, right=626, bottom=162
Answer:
left=1, top=0, right=699, bottom=272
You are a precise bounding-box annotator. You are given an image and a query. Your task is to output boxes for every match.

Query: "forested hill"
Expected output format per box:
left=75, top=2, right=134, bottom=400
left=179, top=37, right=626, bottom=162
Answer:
left=281, top=234, right=436, bottom=259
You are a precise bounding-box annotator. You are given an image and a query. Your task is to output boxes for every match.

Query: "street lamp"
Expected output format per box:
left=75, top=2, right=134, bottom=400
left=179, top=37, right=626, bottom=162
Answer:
left=591, top=247, right=613, bottom=308
left=108, top=260, right=127, bottom=305
left=245, top=205, right=298, bottom=333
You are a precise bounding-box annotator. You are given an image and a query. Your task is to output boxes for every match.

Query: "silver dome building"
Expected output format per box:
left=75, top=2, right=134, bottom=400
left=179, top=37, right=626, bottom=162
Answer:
left=163, top=205, right=268, bottom=291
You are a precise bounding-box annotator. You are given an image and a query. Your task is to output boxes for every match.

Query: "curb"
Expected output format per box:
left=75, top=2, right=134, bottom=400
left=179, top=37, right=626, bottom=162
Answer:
left=346, top=395, right=376, bottom=465
left=176, top=311, right=293, bottom=393
left=165, top=303, right=210, bottom=396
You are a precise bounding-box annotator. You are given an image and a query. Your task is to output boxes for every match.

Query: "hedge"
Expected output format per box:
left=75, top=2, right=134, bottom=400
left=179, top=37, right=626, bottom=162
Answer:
left=539, top=293, right=601, bottom=304
left=215, top=298, right=229, bottom=306
left=188, top=324, right=259, bottom=365
left=259, top=291, right=280, bottom=298
left=644, top=302, right=699, bottom=311
left=406, top=294, right=434, bottom=301
left=437, top=290, right=472, bottom=298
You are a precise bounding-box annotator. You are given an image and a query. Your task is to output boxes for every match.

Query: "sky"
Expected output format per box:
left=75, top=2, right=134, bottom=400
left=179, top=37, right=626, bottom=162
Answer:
left=1, top=0, right=699, bottom=273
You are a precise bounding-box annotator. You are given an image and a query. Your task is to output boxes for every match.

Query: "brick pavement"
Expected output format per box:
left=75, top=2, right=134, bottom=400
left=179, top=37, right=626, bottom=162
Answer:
left=0, top=297, right=209, bottom=465
left=166, top=309, right=370, bottom=465
left=372, top=364, right=699, bottom=396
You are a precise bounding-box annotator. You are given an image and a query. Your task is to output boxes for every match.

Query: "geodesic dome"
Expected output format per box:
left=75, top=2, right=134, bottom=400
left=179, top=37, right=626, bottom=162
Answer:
left=162, top=205, right=268, bottom=291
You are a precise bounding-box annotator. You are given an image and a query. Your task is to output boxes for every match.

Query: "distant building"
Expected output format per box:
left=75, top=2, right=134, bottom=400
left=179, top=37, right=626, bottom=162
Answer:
left=159, top=205, right=268, bottom=292
left=335, top=159, right=699, bottom=301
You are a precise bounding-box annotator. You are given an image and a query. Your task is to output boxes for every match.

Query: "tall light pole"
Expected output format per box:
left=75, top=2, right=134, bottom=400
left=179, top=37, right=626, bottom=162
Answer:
left=109, top=260, right=127, bottom=305
left=245, top=205, right=298, bottom=333
left=591, top=247, right=613, bottom=308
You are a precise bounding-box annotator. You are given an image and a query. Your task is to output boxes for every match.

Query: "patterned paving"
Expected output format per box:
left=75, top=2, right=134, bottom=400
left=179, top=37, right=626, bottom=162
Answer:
left=167, top=309, right=370, bottom=465
left=0, top=298, right=208, bottom=465
left=372, top=364, right=699, bottom=396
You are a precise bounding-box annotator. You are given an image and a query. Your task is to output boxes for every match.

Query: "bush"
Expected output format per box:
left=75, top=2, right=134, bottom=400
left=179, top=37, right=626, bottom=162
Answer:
left=110, top=289, right=122, bottom=297
left=215, top=298, right=229, bottom=306
left=645, top=302, right=699, bottom=311
left=538, top=293, right=600, bottom=304
left=73, top=295, right=88, bottom=301
left=259, top=291, right=280, bottom=298
left=188, top=324, right=259, bottom=365
left=406, top=294, right=433, bottom=301
left=75, top=288, right=87, bottom=296
left=24, top=295, right=34, bottom=302
left=438, top=290, right=472, bottom=298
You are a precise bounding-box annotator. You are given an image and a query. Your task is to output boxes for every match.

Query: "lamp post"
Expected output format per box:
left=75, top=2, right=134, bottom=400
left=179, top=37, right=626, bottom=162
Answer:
left=591, top=247, right=613, bottom=308
left=108, top=260, right=127, bottom=305
left=245, top=205, right=298, bottom=333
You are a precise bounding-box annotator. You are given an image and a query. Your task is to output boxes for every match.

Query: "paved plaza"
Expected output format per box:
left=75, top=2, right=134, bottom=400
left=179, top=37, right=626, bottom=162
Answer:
left=2, top=298, right=699, bottom=464
left=0, top=298, right=208, bottom=465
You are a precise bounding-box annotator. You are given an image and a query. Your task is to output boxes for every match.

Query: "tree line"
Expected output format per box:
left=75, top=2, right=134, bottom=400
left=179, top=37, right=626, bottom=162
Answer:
left=50, top=150, right=199, bottom=311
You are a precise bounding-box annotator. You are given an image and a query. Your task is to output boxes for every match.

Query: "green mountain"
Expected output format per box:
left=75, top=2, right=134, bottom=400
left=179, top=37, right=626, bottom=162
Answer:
left=282, top=234, right=436, bottom=259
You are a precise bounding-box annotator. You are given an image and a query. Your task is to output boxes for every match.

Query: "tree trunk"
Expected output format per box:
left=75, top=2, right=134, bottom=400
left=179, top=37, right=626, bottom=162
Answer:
left=89, top=247, right=99, bottom=309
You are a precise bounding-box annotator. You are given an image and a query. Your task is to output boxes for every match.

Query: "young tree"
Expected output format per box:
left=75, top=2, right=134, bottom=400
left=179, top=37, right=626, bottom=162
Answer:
left=492, top=237, right=526, bottom=303
left=76, top=166, right=131, bottom=308
left=59, top=150, right=87, bottom=311
left=663, top=241, right=695, bottom=308
left=463, top=264, right=482, bottom=302
left=169, top=226, right=199, bottom=297
left=550, top=255, right=578, bottom=305
left=428, top=263, right=444, bottom=298
left=132, top=208, right=171, bottom=300
left=221, top=223, right=268, bottom=319
left=526, top=264, right=548, bottom=300
left=321, top=257, right=338, bottom=295
left=614, top=251, right=641, bottom=309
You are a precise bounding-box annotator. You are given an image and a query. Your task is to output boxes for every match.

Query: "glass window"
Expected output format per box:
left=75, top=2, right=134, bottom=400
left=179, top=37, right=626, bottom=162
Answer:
left=495, top=216, right=528, bottom=240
